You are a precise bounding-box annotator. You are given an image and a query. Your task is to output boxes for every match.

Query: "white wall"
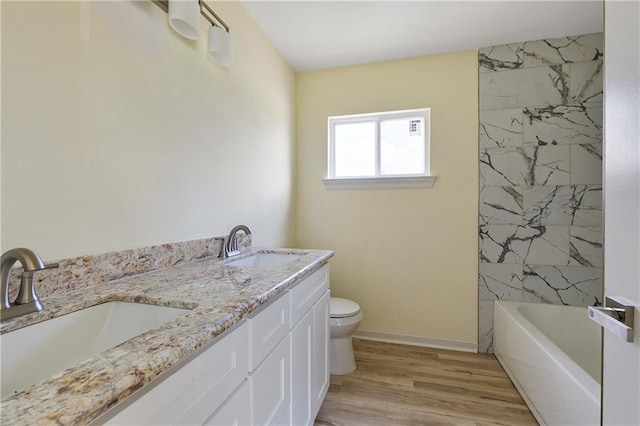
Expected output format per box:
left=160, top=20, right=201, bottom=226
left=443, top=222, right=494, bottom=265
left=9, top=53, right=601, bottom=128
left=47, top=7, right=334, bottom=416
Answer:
left=1, top=0, right=296, bottom=259
left=296, top=52, right=479, bottom=345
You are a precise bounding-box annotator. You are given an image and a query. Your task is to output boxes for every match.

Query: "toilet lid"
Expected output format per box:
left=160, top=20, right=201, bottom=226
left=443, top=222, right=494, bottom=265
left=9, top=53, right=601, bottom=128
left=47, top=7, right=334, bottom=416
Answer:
left=330, top=297, right=361, bottom=318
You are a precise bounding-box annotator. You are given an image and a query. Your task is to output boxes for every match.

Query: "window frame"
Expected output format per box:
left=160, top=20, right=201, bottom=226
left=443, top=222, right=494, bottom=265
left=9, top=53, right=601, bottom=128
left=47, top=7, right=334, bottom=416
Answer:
left=323, top=108, right=436, bottom=190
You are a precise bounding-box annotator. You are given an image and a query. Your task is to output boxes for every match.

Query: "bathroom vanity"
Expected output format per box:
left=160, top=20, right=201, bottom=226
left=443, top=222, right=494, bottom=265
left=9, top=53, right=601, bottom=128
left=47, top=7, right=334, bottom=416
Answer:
left=0, top=248, right=332, bottom=425
left=102, top=264, right=330, bottom=425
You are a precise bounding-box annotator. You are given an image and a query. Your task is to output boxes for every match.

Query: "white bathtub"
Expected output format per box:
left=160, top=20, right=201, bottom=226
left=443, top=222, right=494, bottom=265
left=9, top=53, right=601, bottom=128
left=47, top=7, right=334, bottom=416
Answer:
left=493, top=301, right=601, bottom=426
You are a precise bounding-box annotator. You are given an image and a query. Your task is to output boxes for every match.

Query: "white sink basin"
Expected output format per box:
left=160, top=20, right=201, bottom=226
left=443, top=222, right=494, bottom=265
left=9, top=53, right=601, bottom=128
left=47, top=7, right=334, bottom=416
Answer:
left=225, top=252, right=302, bottom=268
left=0, top=301, right=189, bottom=399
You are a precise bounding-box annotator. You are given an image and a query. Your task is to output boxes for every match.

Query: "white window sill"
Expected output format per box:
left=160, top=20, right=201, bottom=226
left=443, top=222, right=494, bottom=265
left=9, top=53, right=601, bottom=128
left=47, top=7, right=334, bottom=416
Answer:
left=322, top=175, right=437, bottom=190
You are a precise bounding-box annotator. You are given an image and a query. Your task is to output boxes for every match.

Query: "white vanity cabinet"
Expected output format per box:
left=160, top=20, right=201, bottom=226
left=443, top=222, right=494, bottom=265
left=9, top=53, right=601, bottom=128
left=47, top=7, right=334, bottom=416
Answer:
left=290, top=265, right=330, bottom=426
left=97, top=263, right=330, bottom=426
left=249, top=264, right=330, bottom=426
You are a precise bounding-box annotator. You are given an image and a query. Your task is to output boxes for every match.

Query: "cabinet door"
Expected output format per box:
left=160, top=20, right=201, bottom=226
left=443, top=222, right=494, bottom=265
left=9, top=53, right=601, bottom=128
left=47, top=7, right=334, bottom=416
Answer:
left=312, top=290, right=330, bottom=416
left=204, top=380, right=250, bottom=426
left=291, top=309, right=314, bottom=426
left=250, top=334, right=291, bottom=426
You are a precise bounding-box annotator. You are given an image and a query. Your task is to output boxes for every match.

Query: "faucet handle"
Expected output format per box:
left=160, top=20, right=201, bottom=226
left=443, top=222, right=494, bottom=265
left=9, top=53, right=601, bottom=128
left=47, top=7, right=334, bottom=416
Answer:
left=220, top=225, right=251, bottom=259
left=13, top=260, right=58, bottom=306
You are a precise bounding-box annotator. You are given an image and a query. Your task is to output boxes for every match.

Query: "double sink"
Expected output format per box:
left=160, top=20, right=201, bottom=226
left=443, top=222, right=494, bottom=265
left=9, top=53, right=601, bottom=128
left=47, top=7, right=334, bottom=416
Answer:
left=0, top=251, right=302, bottom=401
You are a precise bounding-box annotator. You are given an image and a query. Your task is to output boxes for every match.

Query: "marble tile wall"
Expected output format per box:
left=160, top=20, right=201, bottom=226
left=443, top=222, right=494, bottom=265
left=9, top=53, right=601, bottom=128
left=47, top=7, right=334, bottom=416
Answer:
left=478, top=33, right=604, bottom=353
left=6, top=233, right=251, bottom=299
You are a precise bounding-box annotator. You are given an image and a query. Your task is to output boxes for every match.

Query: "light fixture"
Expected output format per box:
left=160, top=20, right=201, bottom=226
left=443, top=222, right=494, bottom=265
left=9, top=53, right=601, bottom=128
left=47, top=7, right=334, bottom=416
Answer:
left=152, top=0, right=232, bottom=67
left=200, top=1, right=232, bottom=66
left=168, top=0, right=200, bottom=40
left=208, top=25, right=232, bottom=66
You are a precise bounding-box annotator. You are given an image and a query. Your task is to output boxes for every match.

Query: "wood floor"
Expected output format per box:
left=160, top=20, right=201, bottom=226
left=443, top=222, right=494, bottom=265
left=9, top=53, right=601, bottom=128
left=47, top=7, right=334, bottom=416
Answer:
left=314, top=339, right=537, bottom=426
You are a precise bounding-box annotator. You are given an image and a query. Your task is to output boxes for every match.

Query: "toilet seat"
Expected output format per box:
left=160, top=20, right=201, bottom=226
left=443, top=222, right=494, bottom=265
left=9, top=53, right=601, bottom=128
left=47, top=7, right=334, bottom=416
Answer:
left=330, top=297, right=360, bottom=318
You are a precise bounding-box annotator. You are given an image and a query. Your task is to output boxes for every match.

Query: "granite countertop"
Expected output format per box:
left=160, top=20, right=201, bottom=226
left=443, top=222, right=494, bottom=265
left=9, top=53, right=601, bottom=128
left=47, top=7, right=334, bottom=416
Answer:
left=0, top=248, right=333, bottom=425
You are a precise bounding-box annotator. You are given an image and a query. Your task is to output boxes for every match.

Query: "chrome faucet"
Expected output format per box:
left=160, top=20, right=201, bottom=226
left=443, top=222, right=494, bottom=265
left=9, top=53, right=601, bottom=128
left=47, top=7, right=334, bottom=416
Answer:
left=220, top=225, right=252, bottom=259
left=1, top=248, right=59, bottom=321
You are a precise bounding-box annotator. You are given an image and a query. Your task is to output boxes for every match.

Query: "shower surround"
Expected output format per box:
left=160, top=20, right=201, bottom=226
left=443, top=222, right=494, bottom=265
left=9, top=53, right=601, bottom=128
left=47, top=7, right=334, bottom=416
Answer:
left=478, top=33, right=604, bottom=353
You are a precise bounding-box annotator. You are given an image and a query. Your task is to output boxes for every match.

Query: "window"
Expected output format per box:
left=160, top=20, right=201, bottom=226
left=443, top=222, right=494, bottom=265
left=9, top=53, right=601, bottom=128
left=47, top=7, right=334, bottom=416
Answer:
left=323, top=109, right=436, bottom=190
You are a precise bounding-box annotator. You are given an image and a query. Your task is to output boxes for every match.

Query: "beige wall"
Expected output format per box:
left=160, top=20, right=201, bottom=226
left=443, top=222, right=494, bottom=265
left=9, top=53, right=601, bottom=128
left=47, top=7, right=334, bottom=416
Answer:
left=296, top=52, right=479, bottom=344
left=1, top=1, right=296, bottom=259
left=2, top=2, right=479, bottom=344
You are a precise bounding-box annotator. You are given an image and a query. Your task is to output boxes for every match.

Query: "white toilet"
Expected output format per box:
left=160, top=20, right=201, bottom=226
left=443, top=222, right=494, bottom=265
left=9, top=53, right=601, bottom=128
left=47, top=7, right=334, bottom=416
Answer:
left=329, top=297, right=363, bottom=375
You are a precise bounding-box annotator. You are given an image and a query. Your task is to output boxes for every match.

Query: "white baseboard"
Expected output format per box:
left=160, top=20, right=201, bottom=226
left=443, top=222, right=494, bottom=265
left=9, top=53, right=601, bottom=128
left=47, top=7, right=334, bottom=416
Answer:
left=352, top=329, right=478, bottom=353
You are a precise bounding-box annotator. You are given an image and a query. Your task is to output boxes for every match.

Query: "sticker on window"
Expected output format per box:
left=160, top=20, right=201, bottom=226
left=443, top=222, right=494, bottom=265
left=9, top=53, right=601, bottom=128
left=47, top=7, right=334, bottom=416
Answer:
left=409, top=119, right=422, bottom=136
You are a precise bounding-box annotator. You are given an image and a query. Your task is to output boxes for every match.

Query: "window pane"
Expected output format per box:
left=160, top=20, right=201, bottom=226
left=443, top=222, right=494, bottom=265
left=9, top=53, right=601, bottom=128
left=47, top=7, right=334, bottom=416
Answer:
left=334, top=121, right=376, bottom=177
left=380, top=117, right=425, bottom=175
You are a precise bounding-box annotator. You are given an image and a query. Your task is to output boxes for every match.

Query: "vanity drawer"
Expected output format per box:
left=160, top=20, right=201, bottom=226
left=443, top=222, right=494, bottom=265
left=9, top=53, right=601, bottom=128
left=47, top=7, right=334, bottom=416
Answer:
left=247, top=292, right=291, bottom=372
left=103, top=322, right=248, bottom=425
left=290, top=265, right=329, bottom=325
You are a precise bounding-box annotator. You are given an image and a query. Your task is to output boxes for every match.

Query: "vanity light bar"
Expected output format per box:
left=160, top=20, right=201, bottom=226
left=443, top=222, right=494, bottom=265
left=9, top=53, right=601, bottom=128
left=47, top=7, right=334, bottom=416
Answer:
left=200, top=1, right=229, bottom=32
left=151, top=0, right=230, bottom=33
left=150, top=0, right=170, bottom=13
left=152, top=0, right=232, bottom=66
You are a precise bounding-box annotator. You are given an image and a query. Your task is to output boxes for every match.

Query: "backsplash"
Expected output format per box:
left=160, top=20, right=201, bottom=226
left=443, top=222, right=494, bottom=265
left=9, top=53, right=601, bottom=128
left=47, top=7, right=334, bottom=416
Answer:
left=478, top=33, right=604, bottom=353
left=6, top=234, right=251, bottom=299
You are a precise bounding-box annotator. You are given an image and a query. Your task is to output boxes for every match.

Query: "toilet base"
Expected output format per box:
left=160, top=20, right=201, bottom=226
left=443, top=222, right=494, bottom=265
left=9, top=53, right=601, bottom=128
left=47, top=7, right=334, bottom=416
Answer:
left=330, top=336, right=356, bottom=375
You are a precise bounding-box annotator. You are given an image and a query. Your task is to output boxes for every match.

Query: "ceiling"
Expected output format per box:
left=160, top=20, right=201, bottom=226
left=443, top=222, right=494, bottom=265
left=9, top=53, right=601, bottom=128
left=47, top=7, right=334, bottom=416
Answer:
left=241, top=1, right=604, bottom=72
